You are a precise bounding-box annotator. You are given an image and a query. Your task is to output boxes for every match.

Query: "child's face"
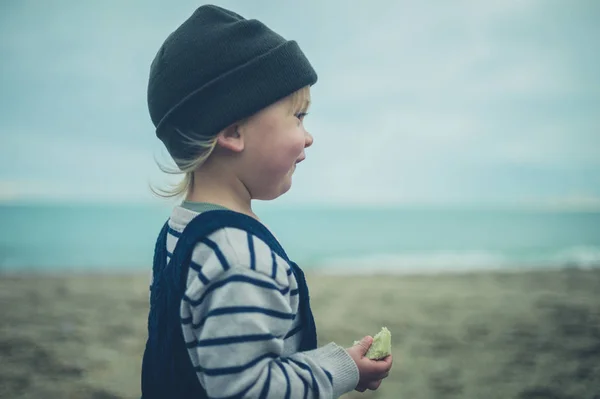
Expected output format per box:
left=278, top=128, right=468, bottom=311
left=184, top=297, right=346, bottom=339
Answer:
left=239, top=89, right=313, bottom=200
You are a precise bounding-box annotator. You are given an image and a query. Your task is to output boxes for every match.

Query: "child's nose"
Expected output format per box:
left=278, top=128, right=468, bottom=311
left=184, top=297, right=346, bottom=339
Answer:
left=305, top=131, right=313, bottom=148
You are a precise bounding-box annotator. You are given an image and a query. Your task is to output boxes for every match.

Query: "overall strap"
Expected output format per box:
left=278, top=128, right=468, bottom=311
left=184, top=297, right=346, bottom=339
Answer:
left=169, top=210, right=318, bottom=350
left=145, top=220, right=169, bottom=348
left=172, top=209, right=289, bottom=263
left=142, top=221, right=181, bottom=398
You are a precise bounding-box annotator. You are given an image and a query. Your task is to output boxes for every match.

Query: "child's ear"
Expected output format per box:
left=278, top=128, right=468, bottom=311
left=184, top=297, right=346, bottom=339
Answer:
left=216, top=124, right=244, bottom=153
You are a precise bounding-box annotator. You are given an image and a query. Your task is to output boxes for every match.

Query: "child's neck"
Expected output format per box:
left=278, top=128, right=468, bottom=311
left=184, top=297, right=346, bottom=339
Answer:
left=186, top=168, right=258, bottom=220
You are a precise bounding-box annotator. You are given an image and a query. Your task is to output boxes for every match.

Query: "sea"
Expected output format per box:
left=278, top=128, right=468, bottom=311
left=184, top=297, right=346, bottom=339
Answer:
left=1, top=202, right=600, bottom=274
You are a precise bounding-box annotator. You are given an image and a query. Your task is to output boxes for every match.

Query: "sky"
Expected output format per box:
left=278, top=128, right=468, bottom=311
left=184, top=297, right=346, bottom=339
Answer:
left=1, top=0, right=599, bottom=208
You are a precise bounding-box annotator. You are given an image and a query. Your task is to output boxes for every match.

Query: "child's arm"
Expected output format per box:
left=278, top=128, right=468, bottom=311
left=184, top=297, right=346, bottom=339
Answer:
left=180, top=234, right=359, bottom=398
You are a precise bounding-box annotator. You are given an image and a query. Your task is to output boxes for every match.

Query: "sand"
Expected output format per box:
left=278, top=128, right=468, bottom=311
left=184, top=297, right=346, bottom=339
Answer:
left=1, top=269, right=599, bottom=399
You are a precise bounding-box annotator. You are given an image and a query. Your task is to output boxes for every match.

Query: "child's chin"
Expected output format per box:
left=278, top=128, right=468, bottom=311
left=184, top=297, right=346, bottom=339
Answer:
left=255, top=181, right=292, bottom=201
left=274, top=181, right=293, bottom=199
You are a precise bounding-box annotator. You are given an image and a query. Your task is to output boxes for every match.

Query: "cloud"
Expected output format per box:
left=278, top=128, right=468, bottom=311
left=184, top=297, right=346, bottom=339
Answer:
left=0, top=131, right=171, bottom=201
left=1, top=0, right=599, bottom=205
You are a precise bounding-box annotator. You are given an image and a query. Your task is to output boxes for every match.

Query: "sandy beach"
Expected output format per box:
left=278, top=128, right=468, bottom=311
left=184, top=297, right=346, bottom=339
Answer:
left=1, top=268, right=599, bottom=399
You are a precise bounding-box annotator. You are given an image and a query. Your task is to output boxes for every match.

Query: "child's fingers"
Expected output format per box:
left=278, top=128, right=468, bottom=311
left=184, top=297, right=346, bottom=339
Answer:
left=365, top=356, right=393, bottom=379
left=376, top=371, right=390, bottom=380
left=366, top=379, right=382, bottom=391
left=356, top=336, right=373, bottom=352
left=380, top=354, right=393, bottom=369
left=372, top=355, right=393, bottom=368
left=365, top=359, right=391, bottom=377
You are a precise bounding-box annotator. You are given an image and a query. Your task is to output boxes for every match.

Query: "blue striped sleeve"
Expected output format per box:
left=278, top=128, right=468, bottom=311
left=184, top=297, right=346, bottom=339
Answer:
left=188, top=306, right=294, bottom=330
left=167, top=226, right=182, bottom=238
left=247, top=233, right=256, bottom=270
left=189, top=261, right=210, bottom=285
left=201, top=237, right=230, bottom=270
left=275, top=361, right=291, bottom=399
left=324, top=369, right=333, bottom=384
left=258, top=362, right=272, bottom=399
left=285, top=358, right=320, bottom=398
left=183, top=274, right=291, bottom=307
left=194, top=352, right=279, bottom=376
left=284, top=324, right=303, bottom=340
left=270, top=250, right=277, bottom=279
left=186, top=333, right=279, bottom=349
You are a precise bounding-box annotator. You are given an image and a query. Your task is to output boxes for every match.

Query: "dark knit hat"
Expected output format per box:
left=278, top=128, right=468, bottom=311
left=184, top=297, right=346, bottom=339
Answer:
left=147, top=4, right=318, bottom=161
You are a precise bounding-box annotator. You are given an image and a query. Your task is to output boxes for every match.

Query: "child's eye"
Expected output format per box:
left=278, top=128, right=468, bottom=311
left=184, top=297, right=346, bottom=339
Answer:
left=295, top=112, right=309, bottom=121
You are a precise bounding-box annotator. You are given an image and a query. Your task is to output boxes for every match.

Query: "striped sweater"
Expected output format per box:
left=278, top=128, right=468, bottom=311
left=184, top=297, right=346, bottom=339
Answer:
left=163, top=205, right=359, bottom=398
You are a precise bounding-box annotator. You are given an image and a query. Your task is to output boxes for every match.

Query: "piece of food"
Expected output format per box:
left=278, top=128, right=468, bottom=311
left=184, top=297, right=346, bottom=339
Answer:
left=354, top=327, right=392, bottom=360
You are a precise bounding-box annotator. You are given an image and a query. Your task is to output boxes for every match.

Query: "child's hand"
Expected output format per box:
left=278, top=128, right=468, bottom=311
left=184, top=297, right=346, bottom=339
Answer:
left=346, top=336, right=394, bottom=392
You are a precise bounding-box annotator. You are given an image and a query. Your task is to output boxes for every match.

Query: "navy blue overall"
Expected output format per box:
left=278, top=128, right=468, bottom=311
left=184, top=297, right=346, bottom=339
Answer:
left=141, top=210, right=318, bottom=398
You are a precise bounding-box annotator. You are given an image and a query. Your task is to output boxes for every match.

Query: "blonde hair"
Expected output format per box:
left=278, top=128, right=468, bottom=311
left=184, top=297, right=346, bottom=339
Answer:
left=152, top=86, right=311, bottom=199
left=151, top=125, right=218, bottom=199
